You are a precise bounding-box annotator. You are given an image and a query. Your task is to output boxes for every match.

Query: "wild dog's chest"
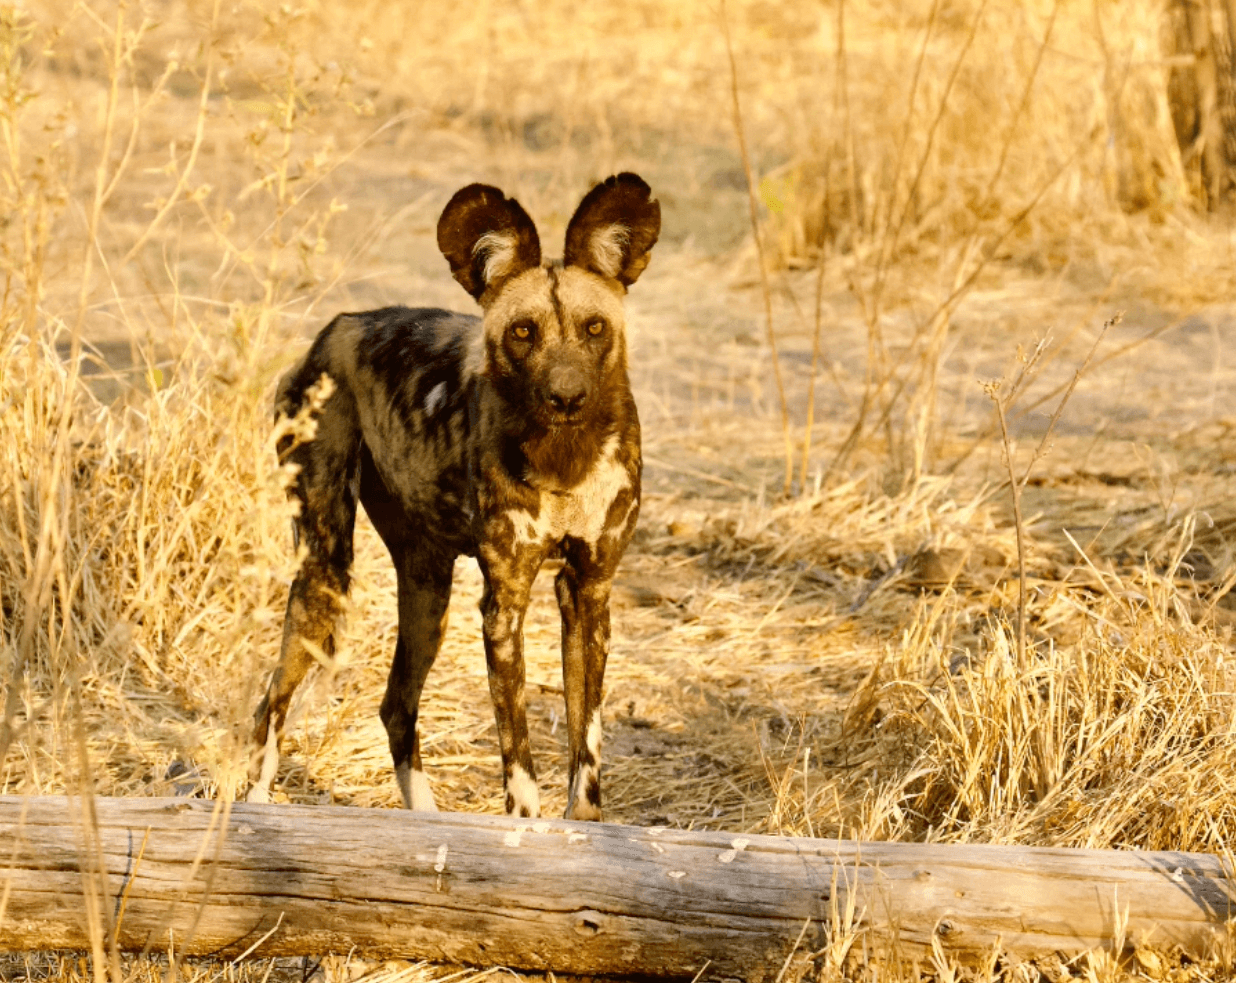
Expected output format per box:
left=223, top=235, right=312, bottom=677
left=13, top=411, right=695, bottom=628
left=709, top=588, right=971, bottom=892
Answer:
left=502, top=438, right=638, bottom=552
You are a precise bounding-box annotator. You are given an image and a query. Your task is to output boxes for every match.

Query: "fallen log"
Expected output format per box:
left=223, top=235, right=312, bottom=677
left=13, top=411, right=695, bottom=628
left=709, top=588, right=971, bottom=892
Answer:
left=0, top=796, right=1232, bottom=979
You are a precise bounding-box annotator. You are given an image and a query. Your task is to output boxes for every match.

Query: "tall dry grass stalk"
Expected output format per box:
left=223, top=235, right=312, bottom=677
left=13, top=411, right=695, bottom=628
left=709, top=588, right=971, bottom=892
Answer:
left=882, top=595, right=1235, bottom=851
left=720, top=0, right=794, bottom=498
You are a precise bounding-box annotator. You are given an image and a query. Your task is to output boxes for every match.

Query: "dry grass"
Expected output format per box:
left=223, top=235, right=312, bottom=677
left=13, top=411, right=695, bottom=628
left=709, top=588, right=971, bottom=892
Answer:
left=3, top=0, right=1236, bottom=980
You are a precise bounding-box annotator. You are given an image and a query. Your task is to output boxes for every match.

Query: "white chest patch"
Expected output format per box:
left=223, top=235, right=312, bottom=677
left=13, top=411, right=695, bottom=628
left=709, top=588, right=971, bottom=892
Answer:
left=507, top=435, right=633, bottom=549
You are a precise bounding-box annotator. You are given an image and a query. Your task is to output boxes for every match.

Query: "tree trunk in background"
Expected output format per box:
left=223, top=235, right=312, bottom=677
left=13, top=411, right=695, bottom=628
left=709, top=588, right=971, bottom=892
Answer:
left=1222, top=0, right=1236, bottom=183
left=1167, top=0, right=1236, bottom=209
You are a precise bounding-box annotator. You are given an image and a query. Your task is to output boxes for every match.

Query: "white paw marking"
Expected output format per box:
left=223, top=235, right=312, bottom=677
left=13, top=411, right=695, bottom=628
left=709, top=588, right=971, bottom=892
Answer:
left=507, top=763, right=540, bottom=817
left=586, top=707, right=603, bottom=760
left=410, top=768, right=438, bottom=812
left=247, top=727, right=279, bottom=803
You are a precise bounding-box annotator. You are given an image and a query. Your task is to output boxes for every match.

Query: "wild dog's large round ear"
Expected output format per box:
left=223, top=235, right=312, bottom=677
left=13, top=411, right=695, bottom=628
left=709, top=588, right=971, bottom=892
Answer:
left=437, top=184, right=542, bottom=302
left=563, top=173, right=661, bottom=289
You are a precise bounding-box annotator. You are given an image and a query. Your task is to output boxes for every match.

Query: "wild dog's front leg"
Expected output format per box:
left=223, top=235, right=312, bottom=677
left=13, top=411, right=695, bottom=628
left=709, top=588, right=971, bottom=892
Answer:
left=555, top=560, right=612, bottom=821
left=479, top=550, right=545, bottom=818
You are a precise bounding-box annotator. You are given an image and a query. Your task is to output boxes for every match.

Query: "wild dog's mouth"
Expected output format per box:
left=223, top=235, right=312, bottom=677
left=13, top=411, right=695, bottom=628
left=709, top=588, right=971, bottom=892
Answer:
left=539, top=399, right=590, bottom=429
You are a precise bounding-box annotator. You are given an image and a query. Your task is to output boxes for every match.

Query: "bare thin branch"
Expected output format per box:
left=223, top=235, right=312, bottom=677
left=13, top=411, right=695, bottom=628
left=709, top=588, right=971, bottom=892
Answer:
left=720, top=0, right=794, bottom=496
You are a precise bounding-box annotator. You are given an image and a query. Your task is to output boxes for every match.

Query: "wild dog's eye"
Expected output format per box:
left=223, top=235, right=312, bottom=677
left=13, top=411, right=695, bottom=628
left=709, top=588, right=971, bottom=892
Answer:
left=510, top=321, right=533, bottom=342
left=585, top=319, right=606, bottom=338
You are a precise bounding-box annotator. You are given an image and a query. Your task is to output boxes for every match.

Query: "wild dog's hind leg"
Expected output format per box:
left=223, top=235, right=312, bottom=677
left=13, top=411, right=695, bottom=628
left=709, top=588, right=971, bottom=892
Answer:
left=556, top=541, right=616, bottom=822
left=249, top=563, right=350, bottom=802
left=249, top=387, right=359, bottom=803
left=379, top=552, right=453, bottom=811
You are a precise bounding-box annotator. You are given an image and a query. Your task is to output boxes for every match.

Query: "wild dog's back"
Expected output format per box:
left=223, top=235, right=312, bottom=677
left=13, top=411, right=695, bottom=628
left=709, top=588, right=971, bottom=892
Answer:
left=277, top=306, right=479, bottom=436
left=276, top=306, right=482, bottom=548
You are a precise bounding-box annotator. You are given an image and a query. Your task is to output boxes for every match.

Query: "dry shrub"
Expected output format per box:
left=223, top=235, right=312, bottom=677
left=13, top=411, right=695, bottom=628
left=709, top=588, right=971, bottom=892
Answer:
left=743, top=0, right=1234, bottom=483
left=0, top=319, right=300, bottom=798
left=679, top=456, right=1236, bottom=860
left=0, top=1, right=333, bottom=799
left=867, top=592, right=1236, bottom=850
left=766, top=0, right=1191, bottom=269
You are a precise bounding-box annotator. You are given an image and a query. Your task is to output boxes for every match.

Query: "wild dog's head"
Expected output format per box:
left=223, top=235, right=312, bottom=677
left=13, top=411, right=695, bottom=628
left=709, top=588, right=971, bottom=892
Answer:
left=437, top=174, right=660, bottom=433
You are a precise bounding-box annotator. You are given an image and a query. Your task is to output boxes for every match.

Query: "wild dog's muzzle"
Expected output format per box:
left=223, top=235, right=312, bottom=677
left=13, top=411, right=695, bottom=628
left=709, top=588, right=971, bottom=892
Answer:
left=543, top=361, right=591, bottom=422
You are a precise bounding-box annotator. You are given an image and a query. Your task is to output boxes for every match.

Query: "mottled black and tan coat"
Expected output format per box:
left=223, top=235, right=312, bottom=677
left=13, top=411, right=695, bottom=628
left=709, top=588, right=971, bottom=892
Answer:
left=248, top=174, right=660, bottom=820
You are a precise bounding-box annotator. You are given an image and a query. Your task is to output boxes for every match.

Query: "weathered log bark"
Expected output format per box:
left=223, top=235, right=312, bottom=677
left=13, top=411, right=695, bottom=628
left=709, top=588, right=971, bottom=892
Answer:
left=1, top=796, right=1233, bottom=979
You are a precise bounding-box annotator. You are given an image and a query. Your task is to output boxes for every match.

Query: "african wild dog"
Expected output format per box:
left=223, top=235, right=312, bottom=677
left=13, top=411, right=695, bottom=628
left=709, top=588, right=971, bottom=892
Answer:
left=247, top=174, right=660, bottom=820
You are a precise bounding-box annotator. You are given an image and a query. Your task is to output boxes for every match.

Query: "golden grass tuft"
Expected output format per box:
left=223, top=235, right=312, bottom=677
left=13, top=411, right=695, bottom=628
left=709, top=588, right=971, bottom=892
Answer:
left=864, top=593, right=1236, bottom=850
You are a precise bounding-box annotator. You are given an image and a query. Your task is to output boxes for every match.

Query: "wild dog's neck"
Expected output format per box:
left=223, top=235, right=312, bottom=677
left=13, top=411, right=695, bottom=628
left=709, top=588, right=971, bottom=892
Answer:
left=522, top=421, right=614, bottom=491
left=492, top=377, right=636, bottom=492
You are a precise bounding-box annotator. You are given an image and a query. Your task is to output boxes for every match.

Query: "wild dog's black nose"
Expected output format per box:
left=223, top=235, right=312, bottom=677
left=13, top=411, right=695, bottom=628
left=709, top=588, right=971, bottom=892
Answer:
left=546, top=365, right=589, bottom=416
left=549, top=389, right=587, bottom=414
